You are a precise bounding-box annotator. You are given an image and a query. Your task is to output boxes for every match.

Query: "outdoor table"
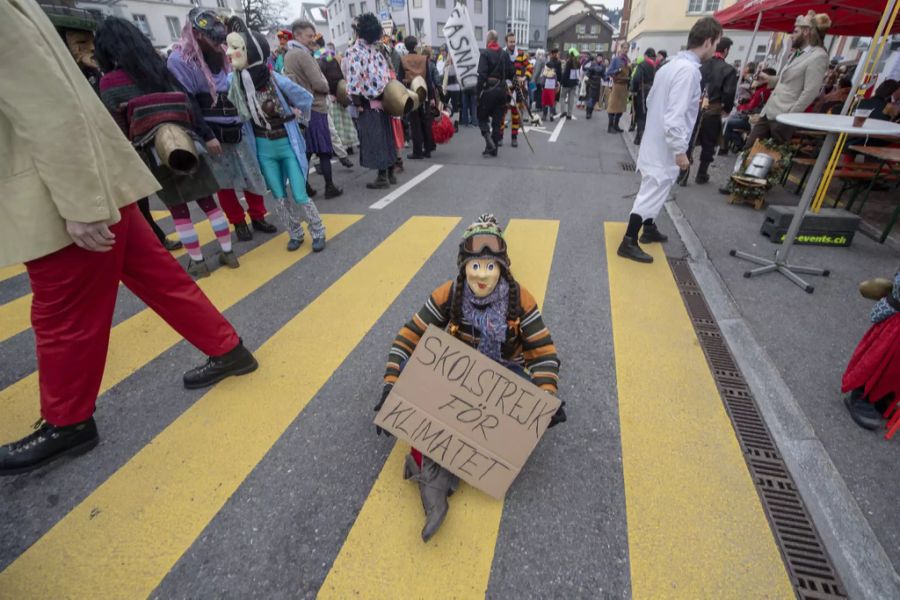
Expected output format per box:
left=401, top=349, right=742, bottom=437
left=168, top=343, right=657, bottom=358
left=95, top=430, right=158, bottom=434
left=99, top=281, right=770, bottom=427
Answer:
left=730, top=113, right=900, bottom=293
left=847, top=144, right=900, bottom=243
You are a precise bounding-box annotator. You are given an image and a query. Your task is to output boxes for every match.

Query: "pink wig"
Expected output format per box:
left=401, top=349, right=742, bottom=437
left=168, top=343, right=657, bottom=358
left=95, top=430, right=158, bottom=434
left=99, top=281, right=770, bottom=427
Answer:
left=171, top=19, right=228, bottom=103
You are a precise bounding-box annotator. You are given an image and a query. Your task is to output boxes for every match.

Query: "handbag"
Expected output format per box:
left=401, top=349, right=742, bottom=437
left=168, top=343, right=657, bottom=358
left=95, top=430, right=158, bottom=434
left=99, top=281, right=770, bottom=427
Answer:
left=209, top=121, right=243, bottom=144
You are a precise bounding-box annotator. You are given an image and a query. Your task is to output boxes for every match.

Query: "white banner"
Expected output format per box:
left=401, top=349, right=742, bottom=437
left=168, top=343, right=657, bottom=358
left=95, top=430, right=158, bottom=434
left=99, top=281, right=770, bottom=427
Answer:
left=442, top=4, right=478, bottom=89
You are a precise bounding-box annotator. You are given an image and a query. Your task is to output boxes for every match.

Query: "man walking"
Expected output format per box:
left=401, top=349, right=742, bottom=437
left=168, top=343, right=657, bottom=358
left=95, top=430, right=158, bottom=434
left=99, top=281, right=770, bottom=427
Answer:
left=617, top=17, right=723, bottom=264
left=688, top=37, right=737, bottom=184
left=0, top=0, right=258, bottom=474
left=476, top=30, right=514, bottom=157
left=499, top=32, right=531, bottom=148
left=630, top=48, right=656, bottom=144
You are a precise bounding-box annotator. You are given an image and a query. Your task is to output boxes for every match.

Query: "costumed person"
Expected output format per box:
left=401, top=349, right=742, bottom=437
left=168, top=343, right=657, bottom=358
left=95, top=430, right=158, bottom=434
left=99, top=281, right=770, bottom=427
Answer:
left=532, top=49, right=547, bottom=114
left=616, top=17, right=722, bottom=264
left=584, top=53, right=606, bottom=120
left=630, top=48, right=656, bottom=144
left=272, top=29, right=292, bottom=73
left=341, top=14, right=398, bottom=189
left=499, top=31, right=531, bottom=148
left=559, top=48, right=580, bottom=120
left=398, top=36, right=436, bottom=160
left=476, top=30, right=515, bottom=157
left=285, top=19, right=343, bottom=199
left=168, top=8, right=278, bottom=243
left=722, top=67, right=775, bottom=154
left=842, top=271, right=900, bottom=431
left=373, top=214, right=567, bottom=541
left=442, top=53, right=462, bottom=128
left=682, top=37, right=736, bottom=185
left=316, top=35, right=357, bottom=168
left=541, top=63, right=559, bottom=122
left=0, top=1, right=257, bottom=475
left=226, top=19, right=327, bottom=252
left=606, top=43, right=631, bottom=133
left=95, top=17, right=239, bottom=278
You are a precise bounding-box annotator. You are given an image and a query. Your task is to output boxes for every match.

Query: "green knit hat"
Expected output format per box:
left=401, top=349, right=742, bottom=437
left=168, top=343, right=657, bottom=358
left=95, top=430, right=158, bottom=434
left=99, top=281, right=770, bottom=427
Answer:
left=458, top=214, right=509, bottom=269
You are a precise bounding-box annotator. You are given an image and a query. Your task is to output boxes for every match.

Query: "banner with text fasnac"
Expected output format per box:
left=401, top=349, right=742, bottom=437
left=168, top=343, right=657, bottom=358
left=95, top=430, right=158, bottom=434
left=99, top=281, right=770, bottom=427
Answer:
left=442, top=3, right=479, bottom=90
left=374, top=325, right=561, bottom=499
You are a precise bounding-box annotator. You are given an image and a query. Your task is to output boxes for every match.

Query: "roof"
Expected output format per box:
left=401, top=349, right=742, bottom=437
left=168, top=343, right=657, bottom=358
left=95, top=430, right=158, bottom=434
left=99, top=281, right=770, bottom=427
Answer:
left=550, top=0, right=607, bottom=14
left=548, top=10, right=616, bottom=38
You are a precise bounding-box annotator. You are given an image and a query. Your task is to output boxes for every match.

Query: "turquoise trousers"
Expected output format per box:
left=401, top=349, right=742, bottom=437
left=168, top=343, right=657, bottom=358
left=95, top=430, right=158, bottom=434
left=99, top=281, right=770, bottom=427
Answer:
left=255, top=136, right=308, bottom=204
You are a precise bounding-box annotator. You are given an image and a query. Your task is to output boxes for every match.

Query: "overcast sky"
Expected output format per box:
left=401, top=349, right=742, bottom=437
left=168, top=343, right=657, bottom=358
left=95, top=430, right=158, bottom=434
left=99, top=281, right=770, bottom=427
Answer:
left=281, top=0, right=624, bottom=24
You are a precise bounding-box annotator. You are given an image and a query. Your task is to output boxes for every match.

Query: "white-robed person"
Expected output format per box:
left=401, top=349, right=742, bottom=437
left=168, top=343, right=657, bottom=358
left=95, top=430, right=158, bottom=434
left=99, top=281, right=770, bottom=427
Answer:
left=616, top=17, right=722, bottom=264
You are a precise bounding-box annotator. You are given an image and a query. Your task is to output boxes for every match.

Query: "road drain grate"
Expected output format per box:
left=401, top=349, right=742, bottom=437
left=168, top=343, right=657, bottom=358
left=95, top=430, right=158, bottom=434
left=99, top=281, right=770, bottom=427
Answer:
left=668, top=258, right=847, bottom=599
left=620, top=160, right=636, bottom=172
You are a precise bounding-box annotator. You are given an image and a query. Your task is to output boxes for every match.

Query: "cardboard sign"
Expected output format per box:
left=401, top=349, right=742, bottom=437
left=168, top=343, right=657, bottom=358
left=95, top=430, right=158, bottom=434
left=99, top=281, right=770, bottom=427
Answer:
left=442, top=4, right=479, bottom=90
left=374, top=325, right=561, bottom=499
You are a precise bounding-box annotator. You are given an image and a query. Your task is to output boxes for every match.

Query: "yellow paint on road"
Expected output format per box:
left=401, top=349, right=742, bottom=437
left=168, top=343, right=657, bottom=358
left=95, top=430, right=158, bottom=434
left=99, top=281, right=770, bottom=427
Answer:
left=604, top=222, right=793, bottom=599
left=0, top=215, right=363, bottom=444
left=0, top=219, right=219, bottom=341
left=318, top=219, right=558, bottom=599
left=0, top=216, right=459, bottom=599
left=0, top=264, right=25, bottom=283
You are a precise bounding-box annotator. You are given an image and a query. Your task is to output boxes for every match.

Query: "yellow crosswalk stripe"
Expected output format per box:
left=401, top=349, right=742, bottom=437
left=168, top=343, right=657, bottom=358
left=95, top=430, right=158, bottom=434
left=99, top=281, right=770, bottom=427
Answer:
left=318, top=219, right=558, bottom=599
left=0, top=264, right=25, bottom=284
left=0, top=214, right=363, bottom=444
left=0, top=216, right=459, bottom=599
left=0, top=219, right=220, bottom=341
left=603, top=222, right=793, bottom=598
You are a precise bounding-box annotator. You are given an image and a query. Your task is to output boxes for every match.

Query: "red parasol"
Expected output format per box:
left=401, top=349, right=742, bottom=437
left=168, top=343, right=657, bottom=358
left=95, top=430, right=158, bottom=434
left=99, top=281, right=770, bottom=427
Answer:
left=714, top=0, right=896, bottom=37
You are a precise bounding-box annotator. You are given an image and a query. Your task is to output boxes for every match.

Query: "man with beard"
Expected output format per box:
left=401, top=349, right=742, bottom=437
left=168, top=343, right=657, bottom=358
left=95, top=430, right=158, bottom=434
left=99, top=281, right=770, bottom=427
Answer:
left=717, top=11, right=830, bottom=194
left=168, top=8, right=278, bottom=242
left=499, top=31, right=531, bottom=148
left=476, top=30, right=514, bottom=157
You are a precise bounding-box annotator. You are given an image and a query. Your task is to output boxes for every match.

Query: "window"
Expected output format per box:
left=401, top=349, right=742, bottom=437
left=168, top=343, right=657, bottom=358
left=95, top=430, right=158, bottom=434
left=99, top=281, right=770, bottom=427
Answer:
left=575, top=24, right=585, bottom=34
left=360, top=1, right=367, bottom=12
left=687, top=0, right=719, bottom=13
left=349, top=3, right=357, bottom=16
left=414, top=18, right=424, bottom=35
left=436, top=0, right=445, bottom=7
left=132, top=14, right=152, bottom=38
left=166, top=16, right=180, bottom=40
left=413, top=0, right=422, bottom=8
left=474, top=0, right=482, bottom=12
left=217, top=0, right=227, bottom=6
left=437, top=21, right=445, bottom=37
left=332, top=27, right=336, bottom=39
left=475, top=26, right=483, bottom=40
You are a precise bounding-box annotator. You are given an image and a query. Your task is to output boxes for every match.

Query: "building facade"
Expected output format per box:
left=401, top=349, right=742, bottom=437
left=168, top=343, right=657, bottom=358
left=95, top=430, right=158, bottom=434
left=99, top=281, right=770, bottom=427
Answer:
left=547, top=10, right=613, bottom=54
left=489, top=0, right=549, bottom=50
left=626, top=0, right=763, bottom=64
left=77, top=0, right=244, bottom=49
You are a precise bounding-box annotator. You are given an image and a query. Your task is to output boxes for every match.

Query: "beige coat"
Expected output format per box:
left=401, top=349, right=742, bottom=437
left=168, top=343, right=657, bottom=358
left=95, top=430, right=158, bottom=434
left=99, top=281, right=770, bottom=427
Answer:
left=0, top=0, right=161, bottom=268
left=762, top=45, right=829, bottom=119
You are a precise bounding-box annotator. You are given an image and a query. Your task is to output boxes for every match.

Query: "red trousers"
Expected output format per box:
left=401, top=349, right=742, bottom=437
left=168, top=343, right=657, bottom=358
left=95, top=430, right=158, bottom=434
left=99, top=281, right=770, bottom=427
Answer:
left=25, top=203, right=239, bottom=426
left=217, top=189, right=267, bottom=225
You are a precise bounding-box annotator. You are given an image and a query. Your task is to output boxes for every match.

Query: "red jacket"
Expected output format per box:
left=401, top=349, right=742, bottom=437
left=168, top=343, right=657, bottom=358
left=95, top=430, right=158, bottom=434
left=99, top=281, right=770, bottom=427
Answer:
left=738, top=84, right=772, bottom=114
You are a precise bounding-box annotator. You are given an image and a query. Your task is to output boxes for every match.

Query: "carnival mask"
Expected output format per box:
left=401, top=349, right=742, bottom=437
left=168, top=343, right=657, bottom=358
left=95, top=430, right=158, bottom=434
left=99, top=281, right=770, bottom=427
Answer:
left=65, top=30, right=98, bottom=69
left=226, top=32, right=248, bottom=70
left=466, top=259, right=501, bottom=298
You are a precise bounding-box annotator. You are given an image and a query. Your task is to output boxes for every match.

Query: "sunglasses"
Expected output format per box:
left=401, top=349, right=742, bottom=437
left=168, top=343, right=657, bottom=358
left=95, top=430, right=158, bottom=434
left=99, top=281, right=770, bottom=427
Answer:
left=462, top=233, right=506, bottom=255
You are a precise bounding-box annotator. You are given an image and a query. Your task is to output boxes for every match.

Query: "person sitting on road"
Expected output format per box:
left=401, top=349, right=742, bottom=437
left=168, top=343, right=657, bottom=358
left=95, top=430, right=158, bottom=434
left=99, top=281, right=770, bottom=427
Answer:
left=373, top=214, right=566, bottom=542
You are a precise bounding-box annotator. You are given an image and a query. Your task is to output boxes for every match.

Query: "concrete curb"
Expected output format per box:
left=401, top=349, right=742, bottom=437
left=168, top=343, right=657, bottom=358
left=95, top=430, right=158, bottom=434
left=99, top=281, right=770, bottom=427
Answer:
left=622, top=136, right=900, bottom=599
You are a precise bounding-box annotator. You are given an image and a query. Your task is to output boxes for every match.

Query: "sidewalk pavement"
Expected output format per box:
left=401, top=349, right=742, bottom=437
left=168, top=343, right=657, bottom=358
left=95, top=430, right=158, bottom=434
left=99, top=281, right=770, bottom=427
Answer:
left=621, top=133, right=900, bottom=599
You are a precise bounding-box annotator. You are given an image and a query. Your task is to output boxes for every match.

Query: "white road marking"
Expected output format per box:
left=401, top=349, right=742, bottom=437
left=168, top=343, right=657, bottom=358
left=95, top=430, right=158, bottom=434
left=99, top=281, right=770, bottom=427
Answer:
left=523, top=126, right=551, bottom=135
left=369, top=164, right=444, bottom=210
left=548, top=117, right=566, bottom=143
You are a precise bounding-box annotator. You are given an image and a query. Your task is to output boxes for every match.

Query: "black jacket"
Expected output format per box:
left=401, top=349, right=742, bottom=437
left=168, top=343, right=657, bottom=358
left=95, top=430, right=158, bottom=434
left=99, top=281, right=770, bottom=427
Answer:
left=700, top=56, right=738, bottom=113
left=584, top=62, right=606, bottom=89
left=477, top=47, right=514, bottom=96
left=630, top=59, right=655, bottom=97
left=561, top=58, right=579, bottom=88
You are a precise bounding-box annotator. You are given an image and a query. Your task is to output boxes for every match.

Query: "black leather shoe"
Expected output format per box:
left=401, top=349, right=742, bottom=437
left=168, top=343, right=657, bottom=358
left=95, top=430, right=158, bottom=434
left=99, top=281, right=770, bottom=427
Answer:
left=387, top=169, right=397, bottom=184
left=163, top=237, right=183, bottom=251
left=617, top=236, right=653, bottom=263
left=251, top=218, right=277, bottom=233
left=639, top=223, right=669, bottom=244
left=234, top=221, right=253, bottom=241
left=0, top=418, right=99, bottom=476
left=844, top=395, right=881, bottom=430
left=183, top=340, right=258, bottom=389
left=324, top=183, right=343, bottom=199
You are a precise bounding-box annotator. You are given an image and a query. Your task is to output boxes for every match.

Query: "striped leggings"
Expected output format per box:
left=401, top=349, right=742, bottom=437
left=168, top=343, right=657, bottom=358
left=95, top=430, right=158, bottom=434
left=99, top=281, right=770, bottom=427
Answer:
left=168, top=196, right=232, bottom=261
left=500, top=105, right=521, bottom=137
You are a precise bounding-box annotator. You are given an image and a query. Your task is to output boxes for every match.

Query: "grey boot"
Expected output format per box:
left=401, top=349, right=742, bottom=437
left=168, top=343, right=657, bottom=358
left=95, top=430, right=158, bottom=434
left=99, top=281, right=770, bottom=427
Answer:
left=413, top=456, right=458, bottom=542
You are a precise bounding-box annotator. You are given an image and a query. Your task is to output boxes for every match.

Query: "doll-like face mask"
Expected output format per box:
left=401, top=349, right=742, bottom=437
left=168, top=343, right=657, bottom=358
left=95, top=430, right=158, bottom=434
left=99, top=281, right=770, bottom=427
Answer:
left=65, top=30, right=98, bottom=69
left=226, top=33, right=248, bottom=70
left=465, top=258, right=501, bottom=298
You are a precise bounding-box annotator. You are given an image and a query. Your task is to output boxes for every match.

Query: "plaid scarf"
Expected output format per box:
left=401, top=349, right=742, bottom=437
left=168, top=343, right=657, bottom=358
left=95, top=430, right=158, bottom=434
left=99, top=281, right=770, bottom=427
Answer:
left=462, top=278, right=509, bottom=362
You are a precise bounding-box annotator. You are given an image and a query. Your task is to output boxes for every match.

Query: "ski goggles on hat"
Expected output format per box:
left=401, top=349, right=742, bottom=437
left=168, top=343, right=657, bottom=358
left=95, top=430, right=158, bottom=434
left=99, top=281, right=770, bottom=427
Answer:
left=190, top=8, right=226, bottom=44
left=462, top=233, right=507, bottom=256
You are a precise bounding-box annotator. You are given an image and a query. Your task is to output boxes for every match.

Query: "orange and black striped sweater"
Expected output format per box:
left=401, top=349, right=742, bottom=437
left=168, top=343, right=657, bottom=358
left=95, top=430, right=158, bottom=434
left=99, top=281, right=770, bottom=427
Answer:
left=384, top=280, right=560, bottom=394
